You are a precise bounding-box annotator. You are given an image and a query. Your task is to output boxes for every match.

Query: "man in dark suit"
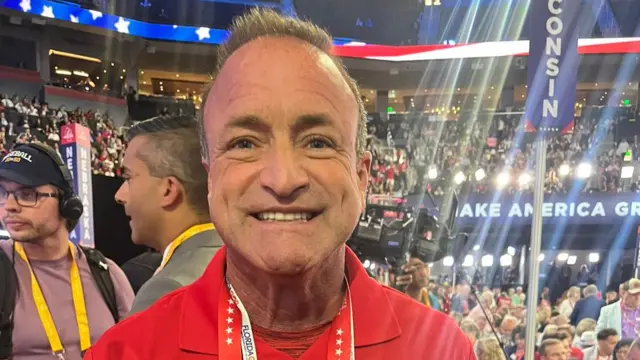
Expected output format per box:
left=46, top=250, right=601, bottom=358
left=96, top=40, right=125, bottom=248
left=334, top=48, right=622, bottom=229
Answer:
left=570, top=284, right=605, bottom=325
left=115, top=115, right=222, bottom=315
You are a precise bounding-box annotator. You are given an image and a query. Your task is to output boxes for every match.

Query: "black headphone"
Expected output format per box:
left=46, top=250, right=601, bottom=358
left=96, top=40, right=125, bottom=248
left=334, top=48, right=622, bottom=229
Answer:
left=17, top=143, right=84, bottom=221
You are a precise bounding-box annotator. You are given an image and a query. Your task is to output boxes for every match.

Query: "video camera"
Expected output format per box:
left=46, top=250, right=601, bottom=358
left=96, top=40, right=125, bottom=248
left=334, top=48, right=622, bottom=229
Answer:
left=346, top=191, right=463, bottom=273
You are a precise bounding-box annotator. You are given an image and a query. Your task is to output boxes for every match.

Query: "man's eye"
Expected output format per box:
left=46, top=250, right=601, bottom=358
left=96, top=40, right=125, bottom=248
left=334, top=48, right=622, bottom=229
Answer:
left=307, top=137, right=333, bottom=149
left=230, top=139, right=256, bottom=150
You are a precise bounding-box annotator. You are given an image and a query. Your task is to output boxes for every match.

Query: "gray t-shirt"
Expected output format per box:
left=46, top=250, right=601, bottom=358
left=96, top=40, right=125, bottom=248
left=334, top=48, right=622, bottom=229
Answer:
left=0, top=240, right=134, bottom=360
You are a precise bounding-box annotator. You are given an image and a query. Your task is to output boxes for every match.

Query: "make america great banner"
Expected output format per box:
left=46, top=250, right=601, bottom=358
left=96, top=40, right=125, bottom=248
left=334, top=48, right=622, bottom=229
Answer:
left=407, top=193, right=640, bottom=227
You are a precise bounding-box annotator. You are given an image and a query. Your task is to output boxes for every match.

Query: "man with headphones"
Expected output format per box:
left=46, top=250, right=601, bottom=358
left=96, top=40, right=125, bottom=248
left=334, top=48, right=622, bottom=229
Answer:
left=0, top=142, right=134, bottom=360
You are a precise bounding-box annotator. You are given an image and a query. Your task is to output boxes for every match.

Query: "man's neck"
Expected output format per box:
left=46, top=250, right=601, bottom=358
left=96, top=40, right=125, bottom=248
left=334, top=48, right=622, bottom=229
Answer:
left=19, top=231, right=69, bottom=261
left=153, top=213, right=208, bottom=253
left=406, top=284, right=422, bottom=301
left=225, top=246, right=347, bottom=332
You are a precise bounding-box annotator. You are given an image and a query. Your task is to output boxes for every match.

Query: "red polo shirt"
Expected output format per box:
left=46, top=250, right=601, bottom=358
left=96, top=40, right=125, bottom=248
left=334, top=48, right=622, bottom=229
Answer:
left=84, top=246, right=475, bottom=359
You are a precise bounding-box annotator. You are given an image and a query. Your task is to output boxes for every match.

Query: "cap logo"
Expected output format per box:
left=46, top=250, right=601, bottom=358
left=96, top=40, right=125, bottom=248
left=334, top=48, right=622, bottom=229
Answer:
left=2, top=150, right=33, bottom=164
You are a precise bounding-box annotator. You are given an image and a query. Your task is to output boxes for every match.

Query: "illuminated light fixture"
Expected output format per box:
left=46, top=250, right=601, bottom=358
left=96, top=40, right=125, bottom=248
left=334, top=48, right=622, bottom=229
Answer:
left=96, top=76, right=99, bottom=79
left=159, top=81, right=163, bottom=85
left=122, top=69, right=126, bottom=73
left=140, top=70, right=144, bottom=74
left=496, top=172, right=510, bottom=188
left=111, top=62, right=115, bottom=67
left=567, top=255, right=577, bottom=265
left=621, top=166, right=634, bottom=179
left=363, top=260, right=370, bottom=269
left=427, top=167, right=438, bottom=180
left=557, top=252, right=569, bottom=261
left=454, top=171, right=465, bottom=185
left=462, top=255, right=474, bottom=267
left=103, top=69, right=107, bottom=73
left=55, top=69, right=72, bottom=76
left=576, top=162, right=593, bottom=179
left=442, top=256, right=454, bottom=267
left=472, top=244, right=480, bottom=251
left=427, top=263, right=433, bottom=268
left=72, top=70, right=89, bottom=77
left=475, top=168, right=486, bottom=181
left=518, top=173, right=532, bottom=186
left=481, top=255, right=493, bottom=267
left=49, top=50, right=101, bottom=63
left=54, top=66, right=58, bottom=70
left=177, top=89, right=180, bottom=93
left=588, top=253, right=600, bottom=263
left=507, top=246, right=516, bottom=256
left=558, top=164, right=571, bottom=177
left=500, top=254, right=512, bottom=267
left=120, top=76, right=124, bottom=80
left=176, top=74, right=180, bottom=77
left=142, top=81, right=146, bottom=84
left=538, top=253, right=545, bottom=262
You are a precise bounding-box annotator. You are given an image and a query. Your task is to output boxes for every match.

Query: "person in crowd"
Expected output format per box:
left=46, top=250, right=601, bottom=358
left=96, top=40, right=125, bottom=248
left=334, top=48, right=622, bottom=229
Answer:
left=397, top=257, right=440, bottom=310
left=580, top=331, right=597, bottom=350
left=612, top=339, right=633, bottom=360
left=475, top=337, right=506, bottom=360
left=557, top=324, right=586, bottom=359
left=499, top=315, right=519, bottom=347
left=468, top=290, right=496, bottom=332
left=571, top=285, right=605, bottom=326
left=560, top=286, right=582, bottom=318
left=115, top=115, right=222, bottom=315
left=460, top=318, right=481, bottom=345
left=544, top=331, right=584, bottom=360
left=540, top=338, right=569, bottom=360
left=506, top=325, right=526, bottom=360
left=575, top=318, right=598, bottom=348
left=607, top=291, right=620, bottom=305
left=119, top=249, right=162, bottom=294
left=453, top=284, right=473, bottom=315
left=582, top=328, right=619, bottom=360
left=597, top=279, right=640, bottom=338
left=0, top=143, right=134, bottom=359
left=84, top=9, right=475, bottom=359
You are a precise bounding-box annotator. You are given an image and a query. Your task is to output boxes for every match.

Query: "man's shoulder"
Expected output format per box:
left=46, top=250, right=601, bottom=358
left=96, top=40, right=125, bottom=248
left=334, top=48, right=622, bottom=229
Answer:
left=0, top=240, right=12, bottom=255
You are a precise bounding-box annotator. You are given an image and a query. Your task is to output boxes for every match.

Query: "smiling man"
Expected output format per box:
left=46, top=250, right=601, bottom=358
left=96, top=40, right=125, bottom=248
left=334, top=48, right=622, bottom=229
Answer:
left=84, top=9, right=474, bottom=360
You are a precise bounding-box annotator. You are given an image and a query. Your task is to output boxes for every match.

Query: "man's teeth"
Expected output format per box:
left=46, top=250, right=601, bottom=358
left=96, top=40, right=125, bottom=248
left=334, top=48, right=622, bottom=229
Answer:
left=257, top=212, right=314, bottom=222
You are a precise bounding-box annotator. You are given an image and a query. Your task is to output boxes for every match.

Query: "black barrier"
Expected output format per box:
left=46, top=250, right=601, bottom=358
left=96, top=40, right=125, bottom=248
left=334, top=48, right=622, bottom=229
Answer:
left=92, top=174, right=147, bottom=265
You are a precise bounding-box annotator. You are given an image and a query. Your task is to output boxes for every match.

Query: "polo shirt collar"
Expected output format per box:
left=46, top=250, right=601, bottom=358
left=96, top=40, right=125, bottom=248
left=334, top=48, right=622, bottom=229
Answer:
left=178, top=246, right=402, bottom=355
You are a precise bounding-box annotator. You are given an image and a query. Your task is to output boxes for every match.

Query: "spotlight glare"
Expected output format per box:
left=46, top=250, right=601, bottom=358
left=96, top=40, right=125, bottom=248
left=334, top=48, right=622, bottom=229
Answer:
left=475, top=168, right=486, bottom=181
left=576, top=162, right=593, bottom=179
left=496, top=172, right=510, bottom=188
left=557, top=252, right=569, bottom=261
left=558, top=164, right=571, bottom=177
left=588, top=253, right=600, bottom=263
left=454, top=171, right=465, bottom=185
left=428, top=167, right=438, bottom=180
left=443, top=256, right=454, bottom=267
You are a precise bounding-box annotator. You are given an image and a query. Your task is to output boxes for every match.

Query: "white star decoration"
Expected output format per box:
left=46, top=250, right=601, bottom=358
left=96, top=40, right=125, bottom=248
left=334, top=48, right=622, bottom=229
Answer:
left=196, top=27, right=210, bottom=41
left=19, top=0, right=31, bottom=13
left=115, top=17, right=130, bottom=34
left=336, top=339, right=343, bottom=346
left=226, top=327, right=232, bottom=334
left=88, top=10, right=102, bottom=20
left=336, top=349, right=343, bottom=356
left=227, top=307, right=234, bottom=314
left=226, top=338, right=233, bottom=345
left=336, top=329, right=343, bottom=336
left=41, top=5, right=54, bottom=19
left=70, top=14, right=79, bottom=23
left=226, top=317, right=233, bottom=324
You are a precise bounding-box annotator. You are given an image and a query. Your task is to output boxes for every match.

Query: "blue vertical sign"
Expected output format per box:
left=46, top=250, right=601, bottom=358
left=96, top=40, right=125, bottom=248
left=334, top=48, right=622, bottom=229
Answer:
left=525, top=0, right=580, bottom=135
left=60, top=123, right=95, bottom=248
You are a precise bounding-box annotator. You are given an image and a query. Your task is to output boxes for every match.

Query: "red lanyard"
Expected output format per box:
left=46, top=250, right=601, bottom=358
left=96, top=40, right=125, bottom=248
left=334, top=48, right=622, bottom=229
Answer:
left=217, top=277, right=354, bottom=360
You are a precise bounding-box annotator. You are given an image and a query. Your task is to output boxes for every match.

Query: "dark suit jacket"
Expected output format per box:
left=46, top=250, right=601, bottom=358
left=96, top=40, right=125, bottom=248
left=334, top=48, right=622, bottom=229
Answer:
left=570, top=295, right=605, bottom=325
left=128, top=229, right=223, bottom=315
left=121, top=251, right=163, bottom=294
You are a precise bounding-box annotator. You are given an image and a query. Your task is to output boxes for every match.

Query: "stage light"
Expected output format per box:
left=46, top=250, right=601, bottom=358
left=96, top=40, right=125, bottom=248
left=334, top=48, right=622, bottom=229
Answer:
left=363, top=260, right=370, bottom=268
left=507, top=246, right=516, bottom=256
left=567, top=255, right=577, bottom=265
left=428, top=167, right=438, bottom=180
left=622, top=166, right=634, bottom=179
left=518, top=173, right=532, bottom=186
left=588, top=253, right=600, bottom=263
left=443, top=256, right=454, bottom=267
left=454, top=171, right=465, bottom=185
left=473, top=244, right=480, bottom=251
left=500, top=254, right=513, bottom=267
left=462, top=255, right=474, bottom=267
left=538, top=253, right=545, bottom=262
left=481, top=255, right=493, bottom=267
left=55, top=69, right=72, bottom=76
left=496, top=172, right=510, bottom=188
left=558, top=164, right=571, bottom=177
left=475, top=168, right=486, bottom=181
left=428, top=263, right=434, bottom=268
left=557, top=252, right=569, bottom=261
left=576, top=163, right=592, bottom=179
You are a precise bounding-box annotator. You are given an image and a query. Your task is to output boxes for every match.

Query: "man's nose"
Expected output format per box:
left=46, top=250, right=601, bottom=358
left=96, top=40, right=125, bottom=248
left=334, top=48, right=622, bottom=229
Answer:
left=3, top=194, right=20, bottom=212
left=259, top=146, right=309, bottom=199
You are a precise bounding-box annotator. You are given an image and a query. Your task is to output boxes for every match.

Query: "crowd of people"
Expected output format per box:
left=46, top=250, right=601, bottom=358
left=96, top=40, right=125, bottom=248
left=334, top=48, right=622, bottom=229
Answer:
left=392, top=254, right=640, bottom=359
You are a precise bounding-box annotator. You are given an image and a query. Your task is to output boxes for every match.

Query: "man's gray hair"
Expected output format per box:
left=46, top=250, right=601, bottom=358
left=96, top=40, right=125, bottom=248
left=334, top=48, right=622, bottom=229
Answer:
left=127, top=115, right=209, bottom=218
left=584, top=284, right=598, bottom=297
left=197, top=8, right=367, bottom=163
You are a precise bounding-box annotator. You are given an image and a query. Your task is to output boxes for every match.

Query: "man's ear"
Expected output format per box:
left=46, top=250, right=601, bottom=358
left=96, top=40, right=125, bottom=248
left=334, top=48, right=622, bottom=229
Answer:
left=356, top=151, right=372, bottom=210
left=159, top=176, right=183, bottom=209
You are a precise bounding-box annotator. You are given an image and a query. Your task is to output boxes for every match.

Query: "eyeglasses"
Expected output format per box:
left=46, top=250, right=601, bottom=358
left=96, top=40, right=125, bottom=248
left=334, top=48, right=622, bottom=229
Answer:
left=0, top=188, right=59, bottom=207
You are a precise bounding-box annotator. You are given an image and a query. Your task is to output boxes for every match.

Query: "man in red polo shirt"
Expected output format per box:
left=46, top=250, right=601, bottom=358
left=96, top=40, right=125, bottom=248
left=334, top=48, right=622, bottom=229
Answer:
left=84, top=8, right=475, bottom=360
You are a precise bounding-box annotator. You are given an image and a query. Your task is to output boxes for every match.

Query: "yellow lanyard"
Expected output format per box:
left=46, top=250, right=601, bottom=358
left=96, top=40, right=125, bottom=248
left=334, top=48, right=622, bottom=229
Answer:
left=14, top=241, right=91, bottom=356
left=157, top=223, right=215, bottom=272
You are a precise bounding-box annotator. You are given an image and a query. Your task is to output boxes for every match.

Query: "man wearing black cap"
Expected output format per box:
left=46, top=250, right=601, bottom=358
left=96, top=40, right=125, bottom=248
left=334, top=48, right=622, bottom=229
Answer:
left=0, top=143, right=134, bottom=360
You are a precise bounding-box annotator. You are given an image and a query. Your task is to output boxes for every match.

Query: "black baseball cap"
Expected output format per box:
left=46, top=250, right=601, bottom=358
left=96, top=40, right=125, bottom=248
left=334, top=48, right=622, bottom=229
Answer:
left=0, top=145, right=68, bottom=189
